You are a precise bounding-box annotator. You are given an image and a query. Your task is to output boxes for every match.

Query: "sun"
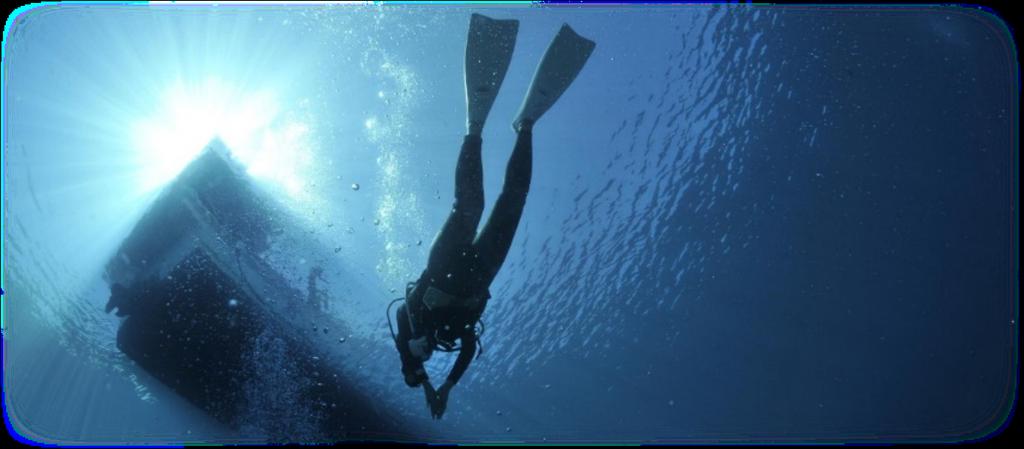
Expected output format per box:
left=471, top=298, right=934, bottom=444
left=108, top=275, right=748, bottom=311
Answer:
left=131, top=77, right=313, bottom=197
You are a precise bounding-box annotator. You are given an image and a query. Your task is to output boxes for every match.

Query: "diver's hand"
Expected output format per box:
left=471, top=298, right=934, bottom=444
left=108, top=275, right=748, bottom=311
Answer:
left=432, top=380, right=453, bottom=420
left=422, top=381, right=437, bottom=415
left=408, top=336, right=433, bottom=361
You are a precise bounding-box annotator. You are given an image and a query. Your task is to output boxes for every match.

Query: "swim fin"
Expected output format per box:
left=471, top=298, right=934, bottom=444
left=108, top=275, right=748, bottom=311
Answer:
left=513, top=23, right=596, bottom=132
left=465, top=13, right=519, bottom=135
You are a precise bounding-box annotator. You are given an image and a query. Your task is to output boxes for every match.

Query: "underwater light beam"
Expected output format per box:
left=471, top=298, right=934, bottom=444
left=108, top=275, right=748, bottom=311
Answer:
left=131, top=78, right=314, bottom=197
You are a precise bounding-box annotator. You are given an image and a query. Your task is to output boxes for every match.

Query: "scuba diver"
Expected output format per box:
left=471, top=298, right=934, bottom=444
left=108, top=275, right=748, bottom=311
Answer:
left=389, top=13, right=595, bottom=420
left=307, top=265, right=328, bottom=312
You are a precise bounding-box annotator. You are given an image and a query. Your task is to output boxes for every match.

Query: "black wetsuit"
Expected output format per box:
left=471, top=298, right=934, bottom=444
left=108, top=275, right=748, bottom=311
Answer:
left=395, top=126, right=532, bottom=387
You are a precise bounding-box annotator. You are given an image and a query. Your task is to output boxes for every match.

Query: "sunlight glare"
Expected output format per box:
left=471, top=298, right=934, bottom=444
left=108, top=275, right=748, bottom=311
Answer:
left=131, top=78, right=313, bottom=197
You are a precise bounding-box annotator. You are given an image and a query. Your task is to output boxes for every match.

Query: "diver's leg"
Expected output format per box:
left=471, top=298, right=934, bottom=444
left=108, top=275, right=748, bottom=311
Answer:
left=474, top=125, right=533, bottom=284
left=422, top=13, right=517, bottom=273
left=396, top=304, right=426, bottom=387
left=426, top=135, right=485, bottom=271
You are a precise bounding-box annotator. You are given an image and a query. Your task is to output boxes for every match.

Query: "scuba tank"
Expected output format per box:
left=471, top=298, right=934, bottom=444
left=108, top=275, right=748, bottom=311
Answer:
left=386, top=281, right=486, bottom=359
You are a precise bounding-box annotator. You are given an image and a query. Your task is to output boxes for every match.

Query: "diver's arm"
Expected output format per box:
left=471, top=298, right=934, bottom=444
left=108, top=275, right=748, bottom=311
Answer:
left=406, top=305, right=422, bottom=337
left=444, top=299, right=486, bottom=386
left=430, top=333, right=475, bottom=419
left=431, top=323, right=479, bottom=419
left=445, top=332, right=477, bottom=387
left=405, top=283, right=431, bottom=338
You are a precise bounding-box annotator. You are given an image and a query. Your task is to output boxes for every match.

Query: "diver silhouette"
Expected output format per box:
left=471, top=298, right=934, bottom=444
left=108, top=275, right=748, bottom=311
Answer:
left=391, top=13, right=594, bottom=420
left=307, top=265, right=328, bottom=312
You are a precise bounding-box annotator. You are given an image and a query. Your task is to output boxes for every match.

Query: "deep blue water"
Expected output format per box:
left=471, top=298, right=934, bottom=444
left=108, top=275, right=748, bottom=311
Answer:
left=1, top=4, right=1017, bottom=444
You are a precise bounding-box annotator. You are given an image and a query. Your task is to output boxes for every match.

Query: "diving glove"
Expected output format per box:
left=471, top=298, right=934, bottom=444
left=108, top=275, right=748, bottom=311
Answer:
left=409, top=336, right=434, bottom=361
